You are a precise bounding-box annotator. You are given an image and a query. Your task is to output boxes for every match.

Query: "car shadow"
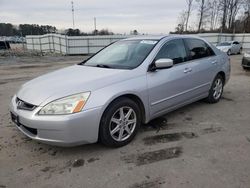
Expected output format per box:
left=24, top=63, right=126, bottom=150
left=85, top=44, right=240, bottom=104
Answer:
left=20, top=98, right=231, bottom=157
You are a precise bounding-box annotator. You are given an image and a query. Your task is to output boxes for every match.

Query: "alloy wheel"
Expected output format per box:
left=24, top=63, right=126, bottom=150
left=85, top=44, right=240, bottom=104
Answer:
left=213, top=78, right=223, bottom=100
left=109, top=106, right=137, bottom=142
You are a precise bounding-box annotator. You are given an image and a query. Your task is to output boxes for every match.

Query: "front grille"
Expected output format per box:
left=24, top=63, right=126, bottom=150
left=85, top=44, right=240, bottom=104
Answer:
left=16, top=97, right=36, bottom=111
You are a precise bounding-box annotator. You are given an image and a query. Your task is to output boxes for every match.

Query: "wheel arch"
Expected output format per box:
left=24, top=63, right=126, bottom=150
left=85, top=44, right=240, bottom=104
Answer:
left=217, top=71, right=226, bottom=84
left=101, top=93, right=146, bottom=124
left=98, top=93, right=147, bottom=142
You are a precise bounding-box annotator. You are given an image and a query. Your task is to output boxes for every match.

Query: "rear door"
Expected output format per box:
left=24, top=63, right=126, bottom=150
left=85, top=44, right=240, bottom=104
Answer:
left=183, top=38, right=218, bottom=96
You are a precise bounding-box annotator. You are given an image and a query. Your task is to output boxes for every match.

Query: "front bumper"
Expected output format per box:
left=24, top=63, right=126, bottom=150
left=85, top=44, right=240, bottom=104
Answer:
left=9, top=96, right=102, bottom=146
left=242, top=57, right=250, bottom=68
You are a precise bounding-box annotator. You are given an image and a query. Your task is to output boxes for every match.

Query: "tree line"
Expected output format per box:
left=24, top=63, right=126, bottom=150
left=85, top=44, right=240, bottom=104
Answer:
left=0, top=23, right=114, bottom=36
left=0, top=23, right=57, bottom=36
left=173, top=0, right=250, bottom=34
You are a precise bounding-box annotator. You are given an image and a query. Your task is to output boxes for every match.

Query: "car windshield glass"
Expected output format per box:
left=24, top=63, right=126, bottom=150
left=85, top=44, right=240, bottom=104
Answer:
left=83, top=40, right=158, bottom=69
left=217, top=42, right=231, bottom=46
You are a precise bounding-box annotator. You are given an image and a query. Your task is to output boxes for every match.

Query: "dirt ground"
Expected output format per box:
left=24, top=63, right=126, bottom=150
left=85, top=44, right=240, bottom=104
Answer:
left=0, top=54, right=250, bottom=188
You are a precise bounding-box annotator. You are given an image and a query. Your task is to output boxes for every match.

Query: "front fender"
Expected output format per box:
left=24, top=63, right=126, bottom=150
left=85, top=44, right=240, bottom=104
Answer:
left=83, top=75, right=150, bottom=123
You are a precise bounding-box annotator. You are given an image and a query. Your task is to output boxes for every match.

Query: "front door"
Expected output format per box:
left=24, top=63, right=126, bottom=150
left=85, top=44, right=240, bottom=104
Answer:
left=147, top=39, right=193, bottom=117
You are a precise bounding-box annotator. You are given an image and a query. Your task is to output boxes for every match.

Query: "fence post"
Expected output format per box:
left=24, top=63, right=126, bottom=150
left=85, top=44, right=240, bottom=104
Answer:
left=32, top=37, right=34, bottom=50
left=39, top=37, right=42, bottom=53
left=65, top=35, right=68, bottom=55
left=217, top=33, right=220, bottom=44
left=87, top=38, right=90, bottom=54
left=59, top=36, right=62, bottom=54
left=52, top=34, right=55, bottom=53
left=48, top=35, right=51, bottom=53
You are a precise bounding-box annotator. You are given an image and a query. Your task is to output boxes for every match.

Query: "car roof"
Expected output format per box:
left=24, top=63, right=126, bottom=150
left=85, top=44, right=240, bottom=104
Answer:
left=123, top=35, right=168, bottom=41
left=122, top=34, right=205, bottom=41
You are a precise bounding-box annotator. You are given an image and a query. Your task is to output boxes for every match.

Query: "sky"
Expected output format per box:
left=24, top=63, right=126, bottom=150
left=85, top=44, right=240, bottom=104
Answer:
left=0, top=0, right=194, bottom=34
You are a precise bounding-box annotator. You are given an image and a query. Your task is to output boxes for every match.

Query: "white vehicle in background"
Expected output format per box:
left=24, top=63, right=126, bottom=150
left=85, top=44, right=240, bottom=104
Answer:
left=216, top=41, right=242, bottom=55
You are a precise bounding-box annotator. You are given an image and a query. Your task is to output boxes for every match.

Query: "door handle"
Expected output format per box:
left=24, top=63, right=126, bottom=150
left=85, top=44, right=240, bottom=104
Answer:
left=211, top=60, right=217, bottom=65
left=184, top=68, right=192, bottom=73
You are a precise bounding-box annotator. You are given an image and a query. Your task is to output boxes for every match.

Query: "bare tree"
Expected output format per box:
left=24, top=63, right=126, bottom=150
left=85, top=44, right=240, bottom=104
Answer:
left=196, top=0, right=212, bottom=32
left=243, top=0, right=250, bottom=32
left=208, top=0, right=220, bottom=30
left=219, top=0, right=230, bottom=32
left=227, top=0, right=242, bottom=30
left=245, top=0, right=250, bottom=12
left=172, top=0, right=247, bottom=33
left=185, top=0, right=194, bottom=31
left=176, top=11, right=187, bottom=33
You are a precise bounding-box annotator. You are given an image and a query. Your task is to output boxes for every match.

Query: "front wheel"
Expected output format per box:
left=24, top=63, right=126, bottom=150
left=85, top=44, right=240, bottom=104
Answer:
left=227, top=50, right=231, bottom=56
left=205, top=74, right=224, bottom=103
left=238, top=48, right=242, bottom=54
left=99, top=97, right=141, bottom=147
left=243, top=66, right=249, bottom=70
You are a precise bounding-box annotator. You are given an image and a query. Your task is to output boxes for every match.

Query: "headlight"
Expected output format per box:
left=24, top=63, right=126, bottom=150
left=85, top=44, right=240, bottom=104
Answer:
left=38, top=92, right=90, bottom=115
left=244, top=53, right=250, bottom=58
left=222, top=48, right=229, bottom=52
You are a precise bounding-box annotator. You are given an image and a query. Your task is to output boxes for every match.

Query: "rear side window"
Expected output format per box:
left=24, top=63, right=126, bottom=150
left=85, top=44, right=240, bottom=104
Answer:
left=184, top=39, right=215, bottom=60
left=155, top=39, right=188, bottom=64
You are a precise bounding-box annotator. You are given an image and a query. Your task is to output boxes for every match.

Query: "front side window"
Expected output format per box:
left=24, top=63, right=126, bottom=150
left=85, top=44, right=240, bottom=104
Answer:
left=155, top=39, right=188, bottom=64
left=184, top=39, right=215, bottom=60
left=83, top=40, right=158, bottom=69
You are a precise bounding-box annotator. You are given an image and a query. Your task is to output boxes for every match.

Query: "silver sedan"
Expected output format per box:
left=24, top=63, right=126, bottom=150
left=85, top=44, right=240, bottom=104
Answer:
left=10, top=35, right=230, bottom=147
left=216, top=41, right=242, bottom=55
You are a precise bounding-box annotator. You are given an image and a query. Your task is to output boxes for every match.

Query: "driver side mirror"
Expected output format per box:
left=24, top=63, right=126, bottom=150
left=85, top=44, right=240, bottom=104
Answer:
left=149, top=58, right=174, bottom=72
left=155, top=58, right=173, bottom=69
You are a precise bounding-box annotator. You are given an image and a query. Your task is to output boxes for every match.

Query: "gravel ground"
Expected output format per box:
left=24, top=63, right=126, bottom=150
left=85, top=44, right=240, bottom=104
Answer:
left=0, top=55, right=250, bottom=188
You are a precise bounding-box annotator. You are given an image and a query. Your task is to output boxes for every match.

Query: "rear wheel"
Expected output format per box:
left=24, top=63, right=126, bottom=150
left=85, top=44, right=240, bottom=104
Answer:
left=205, top=74, right=224, bottom=103
left=99, top=97, right=141, bottom=147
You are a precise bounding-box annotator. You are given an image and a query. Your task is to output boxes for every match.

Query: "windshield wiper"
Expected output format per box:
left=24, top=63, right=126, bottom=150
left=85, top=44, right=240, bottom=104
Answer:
left=96, top=64, right=112, bottom=68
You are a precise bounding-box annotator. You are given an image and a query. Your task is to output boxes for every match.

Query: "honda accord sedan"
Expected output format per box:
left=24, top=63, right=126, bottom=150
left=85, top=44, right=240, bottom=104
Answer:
left=10, top=35, right=230, bottom=147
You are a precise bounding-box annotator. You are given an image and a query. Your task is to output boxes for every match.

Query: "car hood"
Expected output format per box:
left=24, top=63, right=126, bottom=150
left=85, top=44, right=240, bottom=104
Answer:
left=17, top=65, right=129, bottom=106
left=216, top=46, right=230, bottom=51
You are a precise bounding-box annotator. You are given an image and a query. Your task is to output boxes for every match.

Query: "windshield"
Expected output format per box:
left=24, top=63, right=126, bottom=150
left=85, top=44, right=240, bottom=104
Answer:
left=217, top=42, right=231, bottom=46
left=83, top=39, right=158, bottom=69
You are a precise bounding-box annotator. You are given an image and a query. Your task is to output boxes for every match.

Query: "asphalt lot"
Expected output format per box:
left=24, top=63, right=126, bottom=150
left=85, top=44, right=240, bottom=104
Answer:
left=0, top=54, right=250, bottom=188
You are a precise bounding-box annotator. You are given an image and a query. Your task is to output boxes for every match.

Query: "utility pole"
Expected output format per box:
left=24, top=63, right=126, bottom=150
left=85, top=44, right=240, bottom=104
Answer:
left=94, top=17, right=97, bottom=35
left=71, top=1, right=75, bottom=29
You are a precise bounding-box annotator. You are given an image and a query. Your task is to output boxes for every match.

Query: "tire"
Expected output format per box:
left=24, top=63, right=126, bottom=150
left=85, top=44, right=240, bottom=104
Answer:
left=243, top=66, right=249, bottom=70
left=238, top=48, right=242, bottom=54
left=227, top=50, right=231, bottom=56
left=205, top=74, right=224, bottom=103
left=99, top=97, right=141, bottom=147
